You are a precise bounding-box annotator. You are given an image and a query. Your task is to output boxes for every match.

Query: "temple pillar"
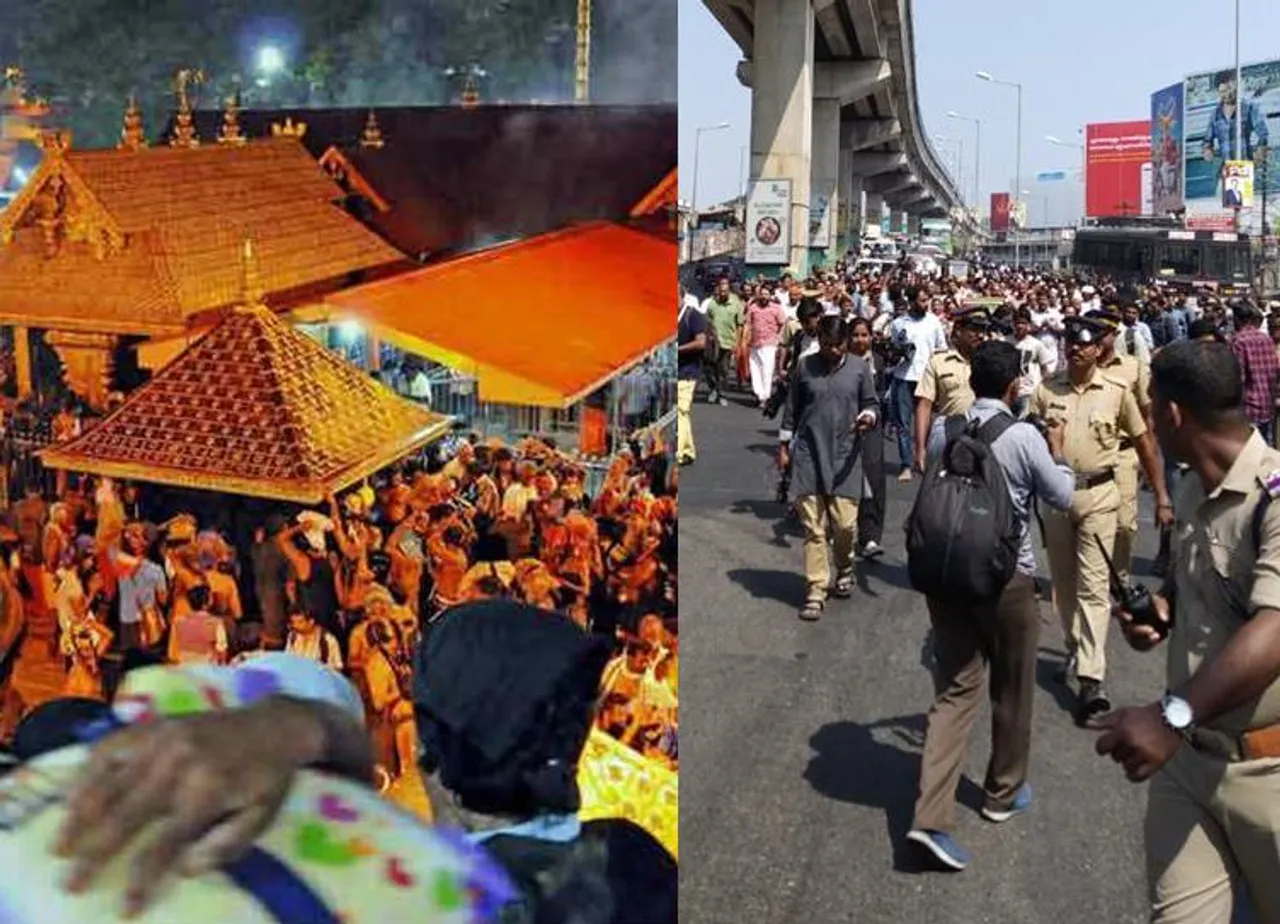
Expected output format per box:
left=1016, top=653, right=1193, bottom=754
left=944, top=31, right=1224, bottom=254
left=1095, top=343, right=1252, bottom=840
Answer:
left=45, top=331, right=116, bottom=410
left=12, top=326, right=31, bottom=400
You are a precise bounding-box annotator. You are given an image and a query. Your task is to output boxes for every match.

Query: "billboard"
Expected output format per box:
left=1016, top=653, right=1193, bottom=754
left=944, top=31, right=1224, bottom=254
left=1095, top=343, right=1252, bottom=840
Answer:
left=745, top=178, right=792, bottom=264
left=990, top=192, right=1010, bottom=232
left=1183, top=60, right=1280, bottom=232
left=1086, top=120, right=1151, bottom=217
left=1151, top=82, right=1185, bottom=214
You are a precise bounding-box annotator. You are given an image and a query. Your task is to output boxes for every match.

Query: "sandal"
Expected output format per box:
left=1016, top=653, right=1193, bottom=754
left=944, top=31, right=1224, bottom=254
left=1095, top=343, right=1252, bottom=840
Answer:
left=832, top=574, right=855, bottom=598
left=798, top=599, right=824, bottom=621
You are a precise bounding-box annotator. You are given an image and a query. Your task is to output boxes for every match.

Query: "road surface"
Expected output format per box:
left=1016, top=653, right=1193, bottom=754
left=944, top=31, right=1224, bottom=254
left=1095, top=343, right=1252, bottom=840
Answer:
left=680, top=392, right=1190, bottom=924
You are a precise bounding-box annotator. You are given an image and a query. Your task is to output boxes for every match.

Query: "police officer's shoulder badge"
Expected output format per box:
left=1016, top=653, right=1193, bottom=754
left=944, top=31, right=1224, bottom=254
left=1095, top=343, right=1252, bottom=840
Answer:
left=1261, top=468, right=1280, bottom=499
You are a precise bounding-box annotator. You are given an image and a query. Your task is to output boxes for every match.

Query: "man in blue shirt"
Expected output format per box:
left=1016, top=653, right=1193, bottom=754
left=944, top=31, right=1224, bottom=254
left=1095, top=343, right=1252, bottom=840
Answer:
left=906, top=340, right=1075, bottom=872
left=1200, top=71, right=1269, bottom=186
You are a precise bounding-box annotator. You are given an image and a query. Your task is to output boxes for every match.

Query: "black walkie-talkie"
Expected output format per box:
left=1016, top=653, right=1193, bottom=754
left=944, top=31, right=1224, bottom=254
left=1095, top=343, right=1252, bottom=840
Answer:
left=1094, top=535, right=1171, bottom=638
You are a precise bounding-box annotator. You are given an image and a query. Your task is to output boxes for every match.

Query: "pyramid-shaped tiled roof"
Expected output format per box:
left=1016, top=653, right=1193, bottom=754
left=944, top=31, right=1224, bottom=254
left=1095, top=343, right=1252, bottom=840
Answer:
left=0, top=138, right=408, bottom=335
left=40, top=299, right=451, bottom=503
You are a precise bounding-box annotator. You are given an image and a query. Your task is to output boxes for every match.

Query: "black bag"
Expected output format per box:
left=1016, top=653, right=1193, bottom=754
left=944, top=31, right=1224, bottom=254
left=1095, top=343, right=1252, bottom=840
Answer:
left=905, top=413, right=1020, bottom=602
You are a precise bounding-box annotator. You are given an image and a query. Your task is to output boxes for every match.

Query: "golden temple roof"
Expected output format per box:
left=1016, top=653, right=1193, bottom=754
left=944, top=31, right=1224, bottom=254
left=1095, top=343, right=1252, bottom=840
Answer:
left=0, top=137, right=407, bottom=336
left=40, top=297, right=451, bottom=503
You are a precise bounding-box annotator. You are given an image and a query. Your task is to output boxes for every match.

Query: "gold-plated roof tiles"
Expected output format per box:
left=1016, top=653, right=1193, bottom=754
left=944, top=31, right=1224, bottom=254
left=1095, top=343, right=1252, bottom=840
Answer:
left=40, top=302, right=451, bottom=503
left=0, top=138, right=406, bottom=335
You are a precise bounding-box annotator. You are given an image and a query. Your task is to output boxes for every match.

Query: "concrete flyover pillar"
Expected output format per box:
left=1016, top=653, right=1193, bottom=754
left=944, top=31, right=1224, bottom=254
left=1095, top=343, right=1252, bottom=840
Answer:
left=749, top=0, right=814, bottom=276
left=864, top=191, right=885, bottom=236
left=809, top=97, right=840, bottom=270
left=837, top=154, right=862, bottom=257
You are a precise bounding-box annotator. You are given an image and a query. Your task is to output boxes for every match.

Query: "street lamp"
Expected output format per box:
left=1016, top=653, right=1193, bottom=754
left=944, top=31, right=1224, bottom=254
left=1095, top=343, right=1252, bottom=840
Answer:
left=933, top=134, right=964, bottom=199
left=1046, top=133, right=1086, bottom=225
left=976, top=71, right=1023, bottom=267
left=946, top=110, right=981, bottom=211
left=691, top=121, right=730, bottom=216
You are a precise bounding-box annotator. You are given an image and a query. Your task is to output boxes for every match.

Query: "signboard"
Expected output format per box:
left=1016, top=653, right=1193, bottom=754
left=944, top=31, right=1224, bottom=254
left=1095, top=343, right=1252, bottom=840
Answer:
left=990, top=192, right=1011, bottom=232
left=1086, top=120, right=1151, bottom=217
left=745, top=179, right=791, bottom=264
left=1183, top=59, right=1280, bottom=234
left=1150, top=81, right=1185, bottom=214
left=1141, top=162, right=1154, bottom=214
left=1011, top=199, right=1027, bottom=229
left=1035, top=170, right=1068, bottom=183
left=1223, top=159, right=1254, bottom=208
left=809, top=193, right=831, bottom=248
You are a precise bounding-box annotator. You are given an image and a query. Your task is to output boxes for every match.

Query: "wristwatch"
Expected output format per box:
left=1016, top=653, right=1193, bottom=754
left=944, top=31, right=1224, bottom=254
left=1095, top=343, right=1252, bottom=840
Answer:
left=1159, top=693, right=1195, bottom=739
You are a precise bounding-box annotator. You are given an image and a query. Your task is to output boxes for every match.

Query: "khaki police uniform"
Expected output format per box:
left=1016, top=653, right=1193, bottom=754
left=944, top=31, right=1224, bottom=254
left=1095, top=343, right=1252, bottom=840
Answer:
left=1148, top=431, right=1280, bottom=923
left=1030, top=368, right=1146, bottom=684
left=1099, top=352, right=1151, bottom=586
left=914, top=349, right=974, bottom=418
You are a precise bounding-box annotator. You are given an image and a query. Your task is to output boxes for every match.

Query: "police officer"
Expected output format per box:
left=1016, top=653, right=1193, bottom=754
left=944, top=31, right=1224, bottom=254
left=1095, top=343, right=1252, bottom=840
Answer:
left=912, top=306, right=989, bottom=473
left=1030, top=316, right=1173, bottom=726
left=1096, top=340, right=1280, bottom=924
left=1093, top=306, right=1169, bottom=588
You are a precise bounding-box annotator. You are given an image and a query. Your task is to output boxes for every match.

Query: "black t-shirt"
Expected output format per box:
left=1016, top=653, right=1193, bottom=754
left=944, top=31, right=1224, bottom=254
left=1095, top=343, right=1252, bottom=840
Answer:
left=677, top=308, right=707, bottom=380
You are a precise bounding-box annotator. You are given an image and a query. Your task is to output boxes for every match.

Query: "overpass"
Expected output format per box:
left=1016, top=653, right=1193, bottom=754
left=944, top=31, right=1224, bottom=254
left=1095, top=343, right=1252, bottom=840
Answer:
left=703, top=0, right=972, bottom=272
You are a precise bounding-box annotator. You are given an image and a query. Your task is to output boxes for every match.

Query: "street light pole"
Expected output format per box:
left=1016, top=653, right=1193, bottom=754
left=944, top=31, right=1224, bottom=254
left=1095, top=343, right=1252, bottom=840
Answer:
left=946, top=111, right=982, bottom=213
left=1235, top=0, right=1243, bottom=233
left=975, top=72, right=1023, bottom=267
left=691, top=122, right=731, bottom=218
left=1015, top=82, right=1023, bottom=268
left=1046, top=133, right=1087, bottom=225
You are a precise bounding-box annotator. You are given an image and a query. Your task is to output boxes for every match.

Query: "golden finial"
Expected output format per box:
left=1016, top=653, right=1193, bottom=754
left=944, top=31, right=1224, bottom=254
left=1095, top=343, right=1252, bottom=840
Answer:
left=38, top=129, right=71, bottom=154
left=218, top=89, right=245, bottom=145
left=360, top=110, right=384, bottom=149
left=118, top=94, right=147, bottom=150
left=239, top=238, right=265, bottom=309
left=169, top=68, right=202, bottom=148
left=270, top=116, right=307, bottom=139
left=460, top=74, right=480, bottom=109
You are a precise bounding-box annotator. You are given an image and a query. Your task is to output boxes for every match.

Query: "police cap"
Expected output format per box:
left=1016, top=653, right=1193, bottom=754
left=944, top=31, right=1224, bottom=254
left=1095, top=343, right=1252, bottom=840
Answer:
left=952, top=305, right=992, bottom=331
left=1063, top=315, right=1109, bottom=345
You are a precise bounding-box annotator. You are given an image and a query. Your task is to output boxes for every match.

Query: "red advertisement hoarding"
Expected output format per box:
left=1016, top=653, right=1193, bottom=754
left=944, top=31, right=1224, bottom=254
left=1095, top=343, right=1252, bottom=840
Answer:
left=990, top=192, right=1010, bottom=232
left=1086, top=120, right=1151, bottom=217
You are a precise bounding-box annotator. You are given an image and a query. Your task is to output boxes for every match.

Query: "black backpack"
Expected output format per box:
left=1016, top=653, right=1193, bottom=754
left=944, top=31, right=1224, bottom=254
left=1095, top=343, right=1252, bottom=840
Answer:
left=905, top=413, right=1020, bottom=603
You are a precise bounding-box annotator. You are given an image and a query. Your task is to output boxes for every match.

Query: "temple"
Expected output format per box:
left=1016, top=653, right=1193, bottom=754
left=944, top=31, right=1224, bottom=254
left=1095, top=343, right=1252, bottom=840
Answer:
left=0, top=117, right=407, bottom=407
left=40, top=243, right=451, bottom=503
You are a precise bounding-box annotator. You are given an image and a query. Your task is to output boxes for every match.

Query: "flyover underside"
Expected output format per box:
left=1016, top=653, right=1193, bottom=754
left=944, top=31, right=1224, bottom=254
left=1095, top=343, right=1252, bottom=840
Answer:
left=704, top=0, right=967, bottom=270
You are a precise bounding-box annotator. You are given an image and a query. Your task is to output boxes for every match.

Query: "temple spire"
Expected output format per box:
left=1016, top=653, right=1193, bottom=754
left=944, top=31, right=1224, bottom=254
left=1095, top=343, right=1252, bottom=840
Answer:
left=218, top=88, right=245, bottom=145
left=169, top=68, right=201, bottom=148
left=360, top=110, right=384, bottom=149
left=118, top=94, right=147, bottom=150
left=271, top=116, right=307, bottom=139
left=239, top=238, right=264, bottom=310
left=460, top=74, right=480, bottom=109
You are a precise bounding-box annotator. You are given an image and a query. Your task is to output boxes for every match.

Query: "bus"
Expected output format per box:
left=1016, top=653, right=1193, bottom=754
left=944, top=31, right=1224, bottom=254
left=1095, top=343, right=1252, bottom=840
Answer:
left=1071, top=226, right=1254, bottom=288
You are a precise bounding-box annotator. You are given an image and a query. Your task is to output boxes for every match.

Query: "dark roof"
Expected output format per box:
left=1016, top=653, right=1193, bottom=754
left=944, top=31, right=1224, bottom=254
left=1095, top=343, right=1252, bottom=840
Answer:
left=170, top=105, right=675, bottom=258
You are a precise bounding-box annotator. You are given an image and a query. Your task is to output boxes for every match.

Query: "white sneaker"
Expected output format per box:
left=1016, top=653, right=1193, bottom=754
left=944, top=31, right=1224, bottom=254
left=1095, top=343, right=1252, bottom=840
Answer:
left=859, top=540, right=884, bottom=560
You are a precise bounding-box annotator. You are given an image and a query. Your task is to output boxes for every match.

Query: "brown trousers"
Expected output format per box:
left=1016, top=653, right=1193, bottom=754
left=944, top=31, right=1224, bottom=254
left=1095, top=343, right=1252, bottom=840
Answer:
left=913, top=573, right=1040, bottom=833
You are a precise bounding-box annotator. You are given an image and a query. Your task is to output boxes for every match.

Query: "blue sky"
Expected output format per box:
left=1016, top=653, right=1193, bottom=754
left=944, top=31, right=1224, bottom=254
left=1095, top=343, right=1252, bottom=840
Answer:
left=679, top=0, right=1280, bottom=212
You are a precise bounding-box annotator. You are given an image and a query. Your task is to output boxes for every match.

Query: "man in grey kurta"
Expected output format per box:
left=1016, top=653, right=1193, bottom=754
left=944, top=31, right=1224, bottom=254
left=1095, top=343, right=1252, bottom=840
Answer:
left=777, top=316, right=880, bottom=620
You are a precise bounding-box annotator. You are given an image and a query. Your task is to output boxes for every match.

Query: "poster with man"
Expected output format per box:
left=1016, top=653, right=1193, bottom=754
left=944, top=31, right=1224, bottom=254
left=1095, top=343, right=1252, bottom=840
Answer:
left=1223, top=160, right=1254, bottom=208
left=1184, top=62, right=1277, bottom=231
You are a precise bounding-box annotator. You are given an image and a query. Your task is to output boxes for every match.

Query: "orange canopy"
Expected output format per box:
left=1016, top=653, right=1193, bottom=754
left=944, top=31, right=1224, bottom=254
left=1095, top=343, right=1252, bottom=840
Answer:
left=320, top=222, right=676, bottom=408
